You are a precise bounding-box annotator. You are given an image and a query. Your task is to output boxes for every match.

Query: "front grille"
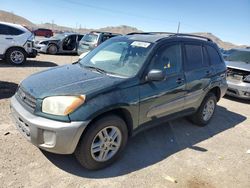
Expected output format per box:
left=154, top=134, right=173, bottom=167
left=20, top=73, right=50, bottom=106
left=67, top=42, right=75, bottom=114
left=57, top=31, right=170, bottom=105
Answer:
left=16, top=87, right=36, bottom=111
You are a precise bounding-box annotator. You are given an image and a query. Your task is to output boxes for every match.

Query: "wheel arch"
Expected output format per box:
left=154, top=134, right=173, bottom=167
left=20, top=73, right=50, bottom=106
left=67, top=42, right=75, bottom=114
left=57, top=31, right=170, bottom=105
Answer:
left=4, top=46, right=27, bottom=58
left=209, top=86, right=221, bottom=101
left=82, top=107, right=134, bottom=138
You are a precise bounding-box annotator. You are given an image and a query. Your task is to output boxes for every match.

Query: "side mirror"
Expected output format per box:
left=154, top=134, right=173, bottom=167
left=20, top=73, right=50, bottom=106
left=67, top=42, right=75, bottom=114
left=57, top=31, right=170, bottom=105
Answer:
left=146, top=69, right=165, bottom=81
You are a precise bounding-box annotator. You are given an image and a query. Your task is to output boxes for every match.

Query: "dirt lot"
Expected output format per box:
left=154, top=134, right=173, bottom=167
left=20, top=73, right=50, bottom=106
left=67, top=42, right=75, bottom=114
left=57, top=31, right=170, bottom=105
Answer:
left=0, top=54, right=249, bottom=188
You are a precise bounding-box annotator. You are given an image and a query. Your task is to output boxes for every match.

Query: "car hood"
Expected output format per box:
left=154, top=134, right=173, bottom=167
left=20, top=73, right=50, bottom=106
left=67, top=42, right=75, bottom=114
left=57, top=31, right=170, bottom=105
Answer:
left=20, top=64, right=123, bottom=99
left=226, top=61, right=250, bottom=72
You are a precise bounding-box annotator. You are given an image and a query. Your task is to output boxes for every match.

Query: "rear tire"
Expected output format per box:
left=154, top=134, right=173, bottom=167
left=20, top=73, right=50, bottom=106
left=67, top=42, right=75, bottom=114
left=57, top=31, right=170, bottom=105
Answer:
left=6, top=48, right=27, bottom=65
left=189, top=92, right=217, bottom=126
left=47, top=44, right=58, bottom=55
left=75, top=115, right=128, bottom=170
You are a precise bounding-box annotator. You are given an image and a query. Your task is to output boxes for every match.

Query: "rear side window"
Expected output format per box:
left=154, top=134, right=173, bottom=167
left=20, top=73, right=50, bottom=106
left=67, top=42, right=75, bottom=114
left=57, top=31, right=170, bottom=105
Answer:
left=185, top=44, right=203, bottom=71
left=0, top=24, right=24, bottom=35
left=8, top=26, right=24, bottom=35
left=206, top=45, right=222, bottom=65
left=0, top=24, right=10, bottom=35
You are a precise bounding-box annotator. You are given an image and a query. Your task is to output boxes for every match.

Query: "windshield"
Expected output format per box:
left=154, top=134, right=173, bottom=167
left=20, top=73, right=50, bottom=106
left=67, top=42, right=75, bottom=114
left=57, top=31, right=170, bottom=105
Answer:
left=53, top=34, right=67, bottom=40
left=225, top=50, right=250, bottom=63
left=81, top=33, right=98, bottom=43
left=79, top=38, right=153, bottom=77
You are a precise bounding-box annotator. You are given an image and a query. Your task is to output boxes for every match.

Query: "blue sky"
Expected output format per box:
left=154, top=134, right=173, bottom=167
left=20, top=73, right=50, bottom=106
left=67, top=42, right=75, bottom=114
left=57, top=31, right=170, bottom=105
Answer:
left=1, top=0, right=250, bottom=45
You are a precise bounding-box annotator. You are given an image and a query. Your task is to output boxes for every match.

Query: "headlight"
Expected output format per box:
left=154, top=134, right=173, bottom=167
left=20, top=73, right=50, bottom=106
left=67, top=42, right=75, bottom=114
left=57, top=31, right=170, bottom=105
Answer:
left=40, top=41, right=49, bottom=45
left=42, top=95, right=86, bottom=116
left=243, top=75, right=250, bottom=83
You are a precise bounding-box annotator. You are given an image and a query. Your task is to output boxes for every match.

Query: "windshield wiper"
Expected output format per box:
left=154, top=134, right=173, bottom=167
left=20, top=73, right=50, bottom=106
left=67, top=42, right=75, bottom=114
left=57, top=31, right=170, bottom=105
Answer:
left=83, top=65, right=108, bottom=74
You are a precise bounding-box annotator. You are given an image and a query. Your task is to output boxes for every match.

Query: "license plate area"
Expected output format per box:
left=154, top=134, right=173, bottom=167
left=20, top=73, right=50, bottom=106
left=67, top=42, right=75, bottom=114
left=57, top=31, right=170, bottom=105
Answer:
left=11, top=108, right=31, bottom=139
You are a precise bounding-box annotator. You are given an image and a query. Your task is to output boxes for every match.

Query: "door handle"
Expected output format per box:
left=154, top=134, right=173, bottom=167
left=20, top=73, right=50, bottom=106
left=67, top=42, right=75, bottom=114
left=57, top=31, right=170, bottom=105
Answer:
left=176, top=78, right=184, bottom=84
left=5, top=37, right=13, bottom=40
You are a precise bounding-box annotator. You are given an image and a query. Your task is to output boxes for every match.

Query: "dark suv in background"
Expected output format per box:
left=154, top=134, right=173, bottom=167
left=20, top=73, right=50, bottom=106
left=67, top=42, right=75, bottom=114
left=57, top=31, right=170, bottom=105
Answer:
left=77, top=31, right=121, bottom=55
left=11, top=32, right=227, bottom=170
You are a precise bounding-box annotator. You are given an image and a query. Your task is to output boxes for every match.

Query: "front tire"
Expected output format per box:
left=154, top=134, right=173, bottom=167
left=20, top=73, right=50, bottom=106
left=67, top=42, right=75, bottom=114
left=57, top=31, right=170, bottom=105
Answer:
left=47, top=44, right=58, bottom=55
left=189, top=92, right=217, bottom=126
left=75, top=115, right=128, bottom=170
left=6, top=48, right=27, bottom=65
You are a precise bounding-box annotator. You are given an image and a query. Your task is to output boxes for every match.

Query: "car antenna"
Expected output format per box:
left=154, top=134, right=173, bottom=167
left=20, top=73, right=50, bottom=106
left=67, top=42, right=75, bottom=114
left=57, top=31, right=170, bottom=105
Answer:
left=177, top=21, right=180, bottom=33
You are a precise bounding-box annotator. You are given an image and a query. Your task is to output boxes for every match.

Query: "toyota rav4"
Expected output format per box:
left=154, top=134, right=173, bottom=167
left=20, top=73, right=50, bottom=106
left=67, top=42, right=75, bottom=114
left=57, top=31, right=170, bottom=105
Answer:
left=10, top=32, right=227, bottom=170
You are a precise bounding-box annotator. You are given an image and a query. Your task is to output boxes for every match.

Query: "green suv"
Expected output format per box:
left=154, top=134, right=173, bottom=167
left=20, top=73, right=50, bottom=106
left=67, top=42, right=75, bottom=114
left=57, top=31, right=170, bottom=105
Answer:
left=10, top=32, right=227, bottom=170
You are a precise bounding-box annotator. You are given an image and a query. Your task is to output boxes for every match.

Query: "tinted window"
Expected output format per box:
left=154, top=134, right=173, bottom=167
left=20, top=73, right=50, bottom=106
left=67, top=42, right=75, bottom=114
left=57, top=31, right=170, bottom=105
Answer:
left=0, top=24, right=10, bottom=35
left=206, top=45, right=222, bottom=64
left=202, top=46, right=209, bottom=66
left=8, top=26, right=24, bottom=35
left=185, top=44, right=203, bottom=71
left=151, top=44, right=182, bottom=75
left=0, top=24, right=24, bottom=35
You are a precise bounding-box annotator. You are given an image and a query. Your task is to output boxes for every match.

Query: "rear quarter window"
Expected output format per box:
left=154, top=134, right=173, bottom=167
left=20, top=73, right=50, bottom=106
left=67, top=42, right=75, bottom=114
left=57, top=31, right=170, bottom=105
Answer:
left=206, top=45, right=223, bottom=65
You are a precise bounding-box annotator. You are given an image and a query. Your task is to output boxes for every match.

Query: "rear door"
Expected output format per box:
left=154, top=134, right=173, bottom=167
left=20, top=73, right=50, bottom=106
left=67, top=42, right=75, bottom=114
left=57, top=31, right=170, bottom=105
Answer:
left=139, top=43, right=186, bottom=126
left=183, top=42, right=212, bottom=109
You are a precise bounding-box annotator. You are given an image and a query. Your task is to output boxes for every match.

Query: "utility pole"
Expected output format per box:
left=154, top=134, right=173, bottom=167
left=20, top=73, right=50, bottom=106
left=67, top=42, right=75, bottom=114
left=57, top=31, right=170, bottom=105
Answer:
left=177, top=22, right=180, bottom=33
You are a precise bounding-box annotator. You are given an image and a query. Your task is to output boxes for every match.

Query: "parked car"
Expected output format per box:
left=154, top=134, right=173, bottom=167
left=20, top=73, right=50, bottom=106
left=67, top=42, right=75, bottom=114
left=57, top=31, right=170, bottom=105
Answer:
left=10, top=32, right=227, bottom=170
left=225, top=49, right=250, bottom=99
left=77, top=31, right=121, bottom=55
left=0, top=21, right=37, bottom=65
left=35, top=33, right=84, bottom=54
left=33, top=28, right=53, bottom=38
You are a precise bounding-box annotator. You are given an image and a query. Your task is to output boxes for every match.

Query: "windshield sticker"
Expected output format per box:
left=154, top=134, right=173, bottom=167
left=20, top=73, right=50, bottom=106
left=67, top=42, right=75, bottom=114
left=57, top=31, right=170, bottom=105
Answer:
left=131, top=41, right=151, bottom=48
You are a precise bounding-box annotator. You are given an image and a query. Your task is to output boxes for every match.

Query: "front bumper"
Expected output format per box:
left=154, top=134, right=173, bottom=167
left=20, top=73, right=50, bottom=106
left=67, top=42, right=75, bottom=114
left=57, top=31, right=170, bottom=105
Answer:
left=10, top=96, right=89, bottom=154
left=226, top=80, right=250, bottom=99
left=35, top=44, right=48, bottom=53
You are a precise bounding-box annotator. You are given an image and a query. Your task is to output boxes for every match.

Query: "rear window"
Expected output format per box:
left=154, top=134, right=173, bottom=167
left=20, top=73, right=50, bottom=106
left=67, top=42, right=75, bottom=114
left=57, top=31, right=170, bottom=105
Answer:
left=206, top=45, right=223, bottom=65
left=185, top=44, right=203, bottom=71
left=81, top=34, right=98, bottom=43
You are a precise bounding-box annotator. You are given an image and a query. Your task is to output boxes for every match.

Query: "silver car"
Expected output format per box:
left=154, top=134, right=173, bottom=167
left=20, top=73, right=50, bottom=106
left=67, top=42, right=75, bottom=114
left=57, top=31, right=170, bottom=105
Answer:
left=35, top=33, right=84, bottom=54
left=226, top=49, right=250, bottom=99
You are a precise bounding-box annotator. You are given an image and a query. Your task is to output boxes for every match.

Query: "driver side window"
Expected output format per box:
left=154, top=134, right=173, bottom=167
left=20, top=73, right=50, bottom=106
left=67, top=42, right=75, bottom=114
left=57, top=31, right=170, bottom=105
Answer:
left=151, top=44, right=182, bottom=75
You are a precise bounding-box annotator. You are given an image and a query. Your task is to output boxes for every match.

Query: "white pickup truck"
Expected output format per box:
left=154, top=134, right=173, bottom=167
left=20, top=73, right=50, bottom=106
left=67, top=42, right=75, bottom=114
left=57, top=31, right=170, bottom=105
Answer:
left=0, top=21, right=37, bottom=65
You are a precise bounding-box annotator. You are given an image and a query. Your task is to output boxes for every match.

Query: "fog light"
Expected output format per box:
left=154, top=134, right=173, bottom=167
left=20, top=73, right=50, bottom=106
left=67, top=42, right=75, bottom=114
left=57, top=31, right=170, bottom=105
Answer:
left=43, top=130, right=56, bottom=146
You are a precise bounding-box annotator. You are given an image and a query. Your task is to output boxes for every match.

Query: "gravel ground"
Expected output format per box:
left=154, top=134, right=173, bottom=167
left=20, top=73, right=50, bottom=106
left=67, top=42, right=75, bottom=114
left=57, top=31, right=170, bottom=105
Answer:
left=0, top=54, right=249, bottom=188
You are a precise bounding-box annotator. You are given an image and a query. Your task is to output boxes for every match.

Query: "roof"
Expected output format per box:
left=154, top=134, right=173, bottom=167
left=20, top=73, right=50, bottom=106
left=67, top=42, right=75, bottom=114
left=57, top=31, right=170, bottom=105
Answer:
left=125, top=32, right=213, bottom=43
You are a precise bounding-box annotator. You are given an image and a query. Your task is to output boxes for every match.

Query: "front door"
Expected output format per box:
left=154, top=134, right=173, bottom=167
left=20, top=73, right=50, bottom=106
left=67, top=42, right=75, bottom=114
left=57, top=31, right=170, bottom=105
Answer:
left=62, top=35, right=77, bottom=51
left=139, top=43, right=186, bottom=127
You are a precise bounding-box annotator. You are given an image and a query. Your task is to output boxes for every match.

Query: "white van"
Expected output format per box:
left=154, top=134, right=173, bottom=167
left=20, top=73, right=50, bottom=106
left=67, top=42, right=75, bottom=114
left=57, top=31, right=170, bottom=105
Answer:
left=0, top=21, right=37, bottom=65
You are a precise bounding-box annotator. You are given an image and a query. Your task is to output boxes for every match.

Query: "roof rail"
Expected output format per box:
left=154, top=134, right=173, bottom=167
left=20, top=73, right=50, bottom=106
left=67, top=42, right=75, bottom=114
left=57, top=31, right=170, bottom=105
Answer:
left=127, top=32, right=213, bottom=42
left=173, top=33, right=213, bottom=42
left=90, top=30, right=121, bottom=35
left=127, top=32, right=175, bottom=35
